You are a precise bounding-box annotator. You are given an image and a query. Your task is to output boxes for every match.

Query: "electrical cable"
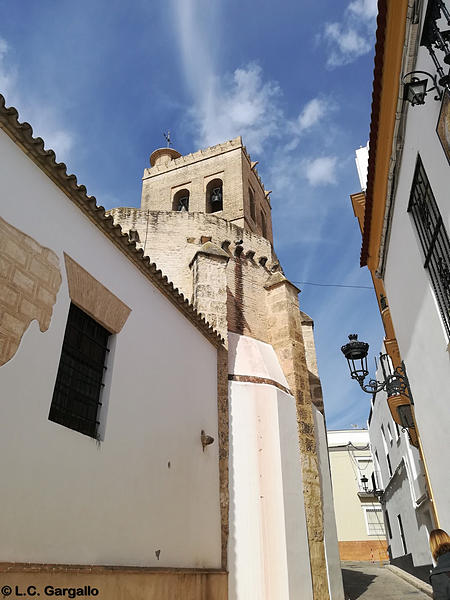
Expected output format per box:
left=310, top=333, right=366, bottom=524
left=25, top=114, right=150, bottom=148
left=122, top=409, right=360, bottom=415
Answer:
left=292, top=281, right=372, bottom=289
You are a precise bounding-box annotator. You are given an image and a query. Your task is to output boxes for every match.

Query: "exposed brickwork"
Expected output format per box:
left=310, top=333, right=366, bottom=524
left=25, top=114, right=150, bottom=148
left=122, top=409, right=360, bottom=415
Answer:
left=0, top=216, right=61, bottom=366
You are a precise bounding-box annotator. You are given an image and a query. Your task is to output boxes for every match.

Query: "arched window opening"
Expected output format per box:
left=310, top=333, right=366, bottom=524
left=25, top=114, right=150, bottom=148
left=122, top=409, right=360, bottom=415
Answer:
left=261, top=210, right=267, bottom=238
left=249, top=187, right=256, bottom=221
left=173, top=189, right=190, bottom=212
left=206, top=179, right=223, bottom=213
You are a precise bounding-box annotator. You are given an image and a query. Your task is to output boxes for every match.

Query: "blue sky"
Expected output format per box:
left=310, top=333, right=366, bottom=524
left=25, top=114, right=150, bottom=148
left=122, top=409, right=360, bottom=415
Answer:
left=0, top=0, right=385, bottom=429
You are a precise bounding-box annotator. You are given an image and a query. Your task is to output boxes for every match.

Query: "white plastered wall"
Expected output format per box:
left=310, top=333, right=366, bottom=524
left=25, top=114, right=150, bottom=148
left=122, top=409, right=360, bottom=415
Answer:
left=227, top=332, right=313, bottom=600
left=0, top=129, right=222, bottom=568
left=381, top=22, right=450, bottom=531
left=368, top=366, right=433, bottom=567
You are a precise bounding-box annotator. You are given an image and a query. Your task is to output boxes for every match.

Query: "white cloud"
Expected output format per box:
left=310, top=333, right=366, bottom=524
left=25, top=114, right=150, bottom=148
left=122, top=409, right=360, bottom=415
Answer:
left=303, top=156, right=338, bottom=186
left=195, top=63, right=283, bottom=152
left=171, top=1, right=341, bottom=247
left=348, top=0, right=378, bottom=21
left=284, top=96, right=334, bottom=152
left=0, top=37, right=17, bottom=97
left=296, top=97, right=328, bottom=133
left=0, top=36, right=74, bottom=162
left=172, top=1, right=284, bottom=152
left=324, top=23, right=371, bottom=67
left=322, top=0, right=377, bottom=67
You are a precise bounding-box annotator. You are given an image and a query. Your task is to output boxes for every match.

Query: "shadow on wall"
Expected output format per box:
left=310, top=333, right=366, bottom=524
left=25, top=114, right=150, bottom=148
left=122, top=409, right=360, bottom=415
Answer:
left=341, top=567, right=376, bottom=600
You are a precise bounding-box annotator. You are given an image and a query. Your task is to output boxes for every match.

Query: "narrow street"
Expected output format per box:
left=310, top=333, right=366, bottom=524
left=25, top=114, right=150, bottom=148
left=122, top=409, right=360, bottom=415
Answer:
left=342, top=562, right=431, bottom=600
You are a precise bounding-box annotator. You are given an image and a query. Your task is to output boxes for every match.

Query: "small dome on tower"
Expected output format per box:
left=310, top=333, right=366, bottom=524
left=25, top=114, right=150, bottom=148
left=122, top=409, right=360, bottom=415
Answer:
left=150, top=147, right=181, bottom=167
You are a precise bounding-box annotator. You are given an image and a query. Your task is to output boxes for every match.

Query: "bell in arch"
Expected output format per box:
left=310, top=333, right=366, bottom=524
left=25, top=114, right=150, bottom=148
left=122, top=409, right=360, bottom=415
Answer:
left=210, top=186, right=223, bottom=212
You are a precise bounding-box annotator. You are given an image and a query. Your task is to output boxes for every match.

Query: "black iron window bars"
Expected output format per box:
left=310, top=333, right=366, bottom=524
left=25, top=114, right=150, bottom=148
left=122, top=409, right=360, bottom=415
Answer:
left=408, top=155, right=450, bottom=338
left=49, top=303, right=110, bottom=438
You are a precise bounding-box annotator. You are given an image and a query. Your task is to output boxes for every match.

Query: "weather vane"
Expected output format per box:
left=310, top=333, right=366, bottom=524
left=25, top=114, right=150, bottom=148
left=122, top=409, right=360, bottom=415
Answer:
left=163, top=130, right=172, bottom=148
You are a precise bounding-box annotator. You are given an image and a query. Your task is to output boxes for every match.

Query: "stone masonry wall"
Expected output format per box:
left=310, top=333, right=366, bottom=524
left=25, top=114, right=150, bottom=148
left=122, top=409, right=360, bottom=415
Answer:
left=106, top=209, right=278, bottom=343
left=301, top=313, right=325, bottom=416
left=191, top=250, right=229, bottom=341
left=140, top=138, right=273, bottom=244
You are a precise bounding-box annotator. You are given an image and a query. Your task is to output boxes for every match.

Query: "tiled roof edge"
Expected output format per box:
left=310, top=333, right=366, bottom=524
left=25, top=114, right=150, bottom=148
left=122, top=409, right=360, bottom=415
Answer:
left=360, top=0, right=388, bottom=268
left=0, top=94, right=224, bottom=347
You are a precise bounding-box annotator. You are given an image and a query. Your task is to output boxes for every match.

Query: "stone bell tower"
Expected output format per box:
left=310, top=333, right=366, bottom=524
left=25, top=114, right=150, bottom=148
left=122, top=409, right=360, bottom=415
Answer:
left=139, top=136, right=273, bottom=244
left=106, top=136, right=342, bottom=600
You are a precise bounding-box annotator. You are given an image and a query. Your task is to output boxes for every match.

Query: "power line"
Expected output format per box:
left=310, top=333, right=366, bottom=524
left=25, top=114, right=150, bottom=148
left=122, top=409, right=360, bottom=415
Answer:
left=292, top=280, right=372, bottom=290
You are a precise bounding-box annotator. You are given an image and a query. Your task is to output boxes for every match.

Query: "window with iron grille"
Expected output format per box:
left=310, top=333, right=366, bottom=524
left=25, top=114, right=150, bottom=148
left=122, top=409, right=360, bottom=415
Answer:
left=49, top=303, right=110, bottom=438
left=408, top=155, right=450, bottom=338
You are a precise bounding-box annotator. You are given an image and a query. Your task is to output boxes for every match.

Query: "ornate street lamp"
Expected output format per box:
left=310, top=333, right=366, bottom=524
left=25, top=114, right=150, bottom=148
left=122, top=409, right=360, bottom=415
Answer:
left=340, top=334, right=415, bottom=432
left=341, top=334, right=411, bottom=396
left=402, top=70, right=443, bottom=105
left=340, top=334, right=369, bottom=388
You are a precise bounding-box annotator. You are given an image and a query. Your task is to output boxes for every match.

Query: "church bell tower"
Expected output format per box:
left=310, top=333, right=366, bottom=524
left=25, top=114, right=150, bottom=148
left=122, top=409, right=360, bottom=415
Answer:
left=140, top=136, right=273, bottom=244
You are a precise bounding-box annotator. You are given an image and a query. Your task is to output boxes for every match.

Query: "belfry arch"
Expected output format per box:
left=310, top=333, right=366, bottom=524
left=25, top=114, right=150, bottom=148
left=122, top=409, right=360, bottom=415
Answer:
left=173, top=189, right=190, bottom=212
left=206, top=179, right=223, bottom=213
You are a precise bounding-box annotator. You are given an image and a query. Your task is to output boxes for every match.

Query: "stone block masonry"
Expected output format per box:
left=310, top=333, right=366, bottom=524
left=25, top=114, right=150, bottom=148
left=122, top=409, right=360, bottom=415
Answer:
left=0, top=216, right=61, bottom=366
left=140, top=137, right=273, bottom=244
left=265, top=277, right=330, bottom=600
left=106, top=209, right=275, bottom=343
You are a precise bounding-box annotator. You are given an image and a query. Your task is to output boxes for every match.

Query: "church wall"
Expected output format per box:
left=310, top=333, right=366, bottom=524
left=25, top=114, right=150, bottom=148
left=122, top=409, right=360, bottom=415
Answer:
left=265, top=279, right=330, bottom=599
left=141, top=144, right=245, bottom=223
left=227, top=333, right=313, bottom=600
left=107, top=208, right=277, bottom=342
left=0, top=129, right=223, bottom=569
left=140, top=137, right=273, bottom=243
left=107, top=134, right=336, bottom=598
left=241, top=152, right=273, bottom=244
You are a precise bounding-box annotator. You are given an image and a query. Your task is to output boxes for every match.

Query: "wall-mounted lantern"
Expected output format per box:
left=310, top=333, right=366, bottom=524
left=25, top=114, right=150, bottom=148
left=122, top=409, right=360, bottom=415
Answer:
left=341, top=334, right=412, bottom=397
left=402, top=71, right=443, bottom=105
left=340, top=334, right=418, bottom=447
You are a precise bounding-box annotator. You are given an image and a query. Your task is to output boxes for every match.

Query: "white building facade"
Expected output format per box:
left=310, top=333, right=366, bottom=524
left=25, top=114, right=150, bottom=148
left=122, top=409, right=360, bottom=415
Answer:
left=368, top=365, right=434, bottom=581
left=378, top=0, right=450, bottom=533
left=350, top=0, right=450, bottom=564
